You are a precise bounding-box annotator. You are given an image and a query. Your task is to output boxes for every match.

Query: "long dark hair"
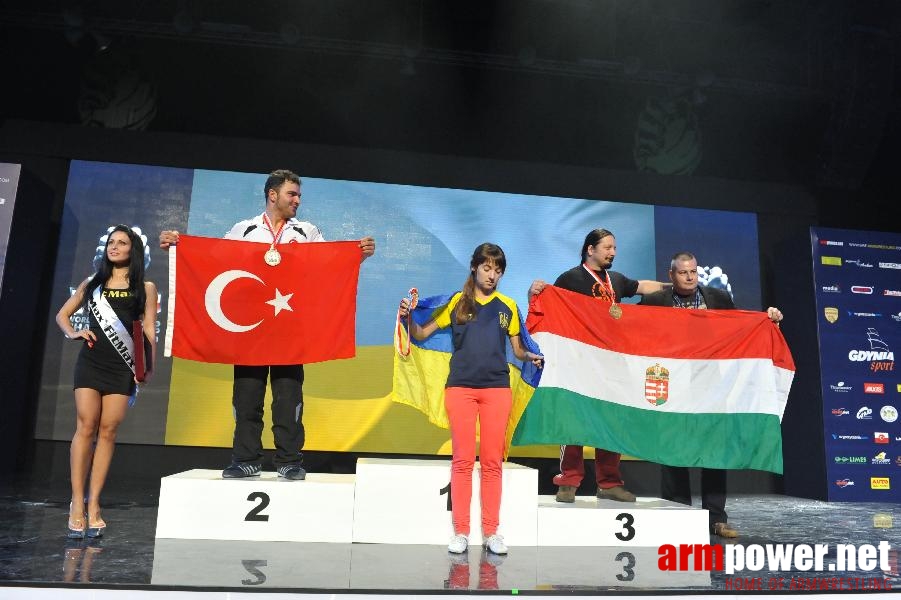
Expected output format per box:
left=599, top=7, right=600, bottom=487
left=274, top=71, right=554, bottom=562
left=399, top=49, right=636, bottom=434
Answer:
left=454, top=243, right=506, bottom=324
left=581, top=228, right=614, bottom=263
left=82, top=225, right=147, bottom=319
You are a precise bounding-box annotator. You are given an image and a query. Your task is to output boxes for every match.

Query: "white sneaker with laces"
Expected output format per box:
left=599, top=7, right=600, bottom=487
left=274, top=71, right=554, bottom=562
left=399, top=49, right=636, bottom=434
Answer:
left=484, top=534, right=508, bottom=555
left=447, top=534, right=468, bottom=554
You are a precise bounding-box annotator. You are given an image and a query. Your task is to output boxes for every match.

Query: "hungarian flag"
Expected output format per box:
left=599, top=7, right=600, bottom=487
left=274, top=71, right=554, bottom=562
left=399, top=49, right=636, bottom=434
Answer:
left=511, top=286, right=795, bottom=474
left=164, top=235, right=361, bottom=366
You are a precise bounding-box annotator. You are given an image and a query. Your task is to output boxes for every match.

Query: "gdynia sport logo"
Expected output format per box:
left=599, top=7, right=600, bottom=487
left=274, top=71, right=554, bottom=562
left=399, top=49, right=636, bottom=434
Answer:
left=658, top=541, right=893, bottom=590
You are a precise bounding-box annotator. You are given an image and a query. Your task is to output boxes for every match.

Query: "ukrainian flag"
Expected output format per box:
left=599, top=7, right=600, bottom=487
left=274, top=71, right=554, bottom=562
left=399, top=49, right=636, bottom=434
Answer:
left=390, top=293, right=542, bottom=454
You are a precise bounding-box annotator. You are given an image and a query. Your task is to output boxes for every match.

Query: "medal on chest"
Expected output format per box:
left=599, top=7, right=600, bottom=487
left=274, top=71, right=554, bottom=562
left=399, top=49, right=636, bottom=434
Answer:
left=262, top=214, right=286, bottom=267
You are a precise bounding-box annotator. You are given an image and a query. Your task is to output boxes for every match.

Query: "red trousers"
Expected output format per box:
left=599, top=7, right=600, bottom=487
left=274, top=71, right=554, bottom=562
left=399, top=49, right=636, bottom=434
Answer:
left=552, top=445, right=625, bottom=489
left=445, top=386, right=512, bottom=537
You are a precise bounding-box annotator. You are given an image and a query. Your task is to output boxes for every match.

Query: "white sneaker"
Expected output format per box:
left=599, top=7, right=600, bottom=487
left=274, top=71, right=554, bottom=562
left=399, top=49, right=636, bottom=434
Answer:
left=484, top=534, right=508, bottom=555
left=448, top=534, right=468, bottom=554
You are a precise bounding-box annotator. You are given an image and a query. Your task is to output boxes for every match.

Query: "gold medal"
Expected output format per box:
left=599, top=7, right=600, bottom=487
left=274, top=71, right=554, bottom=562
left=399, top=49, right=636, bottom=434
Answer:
left=264, top=248, right=281, bottom=266
left=609, top=303, right=622, bottom=319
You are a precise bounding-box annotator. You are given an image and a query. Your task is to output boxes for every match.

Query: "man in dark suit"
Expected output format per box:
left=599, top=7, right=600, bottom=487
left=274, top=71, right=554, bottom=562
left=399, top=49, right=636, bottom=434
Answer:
left=640, top=251, right=783, bottom=538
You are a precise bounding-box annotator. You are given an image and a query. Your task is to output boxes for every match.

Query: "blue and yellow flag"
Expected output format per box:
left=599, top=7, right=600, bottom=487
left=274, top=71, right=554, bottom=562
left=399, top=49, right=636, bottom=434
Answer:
left=390, top=293, right=542, bottom=452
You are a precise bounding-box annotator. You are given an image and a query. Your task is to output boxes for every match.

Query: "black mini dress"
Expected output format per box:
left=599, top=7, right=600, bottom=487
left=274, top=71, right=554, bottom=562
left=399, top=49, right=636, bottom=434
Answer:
left=73, top=288, right=140, bottom=396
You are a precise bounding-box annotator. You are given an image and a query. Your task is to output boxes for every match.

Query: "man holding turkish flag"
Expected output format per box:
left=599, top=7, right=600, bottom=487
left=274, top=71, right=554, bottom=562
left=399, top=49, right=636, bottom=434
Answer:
left=160, top=169, right=376, bottom=481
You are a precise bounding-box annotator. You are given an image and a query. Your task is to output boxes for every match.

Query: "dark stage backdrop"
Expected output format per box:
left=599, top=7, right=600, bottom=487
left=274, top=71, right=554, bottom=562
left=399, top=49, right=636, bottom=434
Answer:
left=35, top=160, right=762, bottom=459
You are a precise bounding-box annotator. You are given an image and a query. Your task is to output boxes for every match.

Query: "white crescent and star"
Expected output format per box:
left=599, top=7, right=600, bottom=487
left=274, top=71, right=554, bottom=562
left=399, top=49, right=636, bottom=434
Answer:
left=204, top=270, right=295, bottom=332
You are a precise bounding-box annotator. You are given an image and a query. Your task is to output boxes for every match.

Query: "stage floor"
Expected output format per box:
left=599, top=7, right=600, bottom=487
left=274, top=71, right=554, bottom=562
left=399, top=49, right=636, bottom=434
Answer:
left=1, top=475, right=898, bottom=595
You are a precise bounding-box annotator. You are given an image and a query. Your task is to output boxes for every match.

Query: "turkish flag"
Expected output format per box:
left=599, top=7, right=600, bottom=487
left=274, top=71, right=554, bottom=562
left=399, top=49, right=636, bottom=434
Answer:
left=164, top=235, right=361, bottom=365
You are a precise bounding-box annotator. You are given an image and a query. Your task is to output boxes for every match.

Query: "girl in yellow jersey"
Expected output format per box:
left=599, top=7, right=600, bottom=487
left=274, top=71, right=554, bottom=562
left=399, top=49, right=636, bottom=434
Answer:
left=399, top=243, right=543, bottom=555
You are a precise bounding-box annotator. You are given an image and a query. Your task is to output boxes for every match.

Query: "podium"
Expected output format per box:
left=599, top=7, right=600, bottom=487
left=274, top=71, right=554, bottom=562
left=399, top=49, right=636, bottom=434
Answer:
left=155, top=460, right=710, bottom=551
left=537, top=495, right=709, bottom=546
left=155, top=469, right=355, bottom=542
left=352, top=458, right=538, bottom=545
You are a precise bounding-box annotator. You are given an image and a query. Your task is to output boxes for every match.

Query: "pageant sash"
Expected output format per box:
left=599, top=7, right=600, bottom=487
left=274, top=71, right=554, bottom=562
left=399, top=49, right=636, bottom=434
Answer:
left=89, top=286, right=136, bottom=375
left=132, top=321, right=147, bottom=382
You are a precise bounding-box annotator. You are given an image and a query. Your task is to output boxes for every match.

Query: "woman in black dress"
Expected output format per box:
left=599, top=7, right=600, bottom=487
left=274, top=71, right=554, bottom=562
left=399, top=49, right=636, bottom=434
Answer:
left=55, top=225, right=157, bottom=538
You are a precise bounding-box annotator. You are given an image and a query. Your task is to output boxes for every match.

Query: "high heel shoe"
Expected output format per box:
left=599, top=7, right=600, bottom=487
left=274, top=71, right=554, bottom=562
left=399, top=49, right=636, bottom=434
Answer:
left=67, top=503, right=86, bottom=539
left=86, top=513, right=106, bottom=538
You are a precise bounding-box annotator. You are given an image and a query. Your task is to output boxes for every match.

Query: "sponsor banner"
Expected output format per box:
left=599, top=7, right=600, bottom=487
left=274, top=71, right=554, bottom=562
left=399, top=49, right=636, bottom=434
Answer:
left=813, top=227, right=901, bottom=502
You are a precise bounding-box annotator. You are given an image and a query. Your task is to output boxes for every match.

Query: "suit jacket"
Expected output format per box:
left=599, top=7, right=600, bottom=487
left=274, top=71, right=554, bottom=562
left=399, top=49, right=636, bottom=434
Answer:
left=639, top=285, right=735, bottom=310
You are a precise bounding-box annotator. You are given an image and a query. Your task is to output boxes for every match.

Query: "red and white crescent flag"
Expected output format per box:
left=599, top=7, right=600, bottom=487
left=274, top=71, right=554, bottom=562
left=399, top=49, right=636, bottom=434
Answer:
left=164, top=235, right=361, bottom=365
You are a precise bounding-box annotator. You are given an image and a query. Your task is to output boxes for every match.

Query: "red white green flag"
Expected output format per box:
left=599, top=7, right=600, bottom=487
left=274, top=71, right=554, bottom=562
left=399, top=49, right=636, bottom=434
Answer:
left=510, top=286, right=795, bottom=474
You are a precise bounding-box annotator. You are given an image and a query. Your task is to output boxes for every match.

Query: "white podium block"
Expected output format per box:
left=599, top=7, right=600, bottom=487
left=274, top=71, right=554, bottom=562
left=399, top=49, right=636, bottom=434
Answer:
left=155, top=469, right=355, bottom=542
left=537, top=495, right=709, bottom=547
left=352, top=458, right=538, bottom=546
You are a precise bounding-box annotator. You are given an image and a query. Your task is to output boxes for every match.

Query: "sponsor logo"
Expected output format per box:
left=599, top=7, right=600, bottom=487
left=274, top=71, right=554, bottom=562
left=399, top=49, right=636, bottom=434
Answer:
left=884, top=290, right=901, bottom=297
left=824, top=307, right=839, bottom=323
left=879, top=262, right=901, bottom=270
left=644, top=363, right=670, bottom=406
left=871, top=477, right=890, bottom=490
left=830, top=381, right=852, bottom=393
left=864, top=383, right=885, bottom=394
left=831, top=408, right=850, bottom=416
left=833, top=434, right=869, bottom=441
left=821, top=285, right=842, bottom=293
left=847, top=328, right=894, bottom=372
left=845, top=259, right=874, bottom=268
left=857, top=406, right=873, bottom=420
left=898, top=384, right=901, bottom=393
left=833, top=455, right=867, bottom=464
left=875, top=432, right=889, bottom=444
left=881, top=405, right=898, bottom=423
left=819, top=240, right=844, bottom=246
left=849, top=311, right=881, bottom=318
left=891, top=312, right=901, bottom=323
left=852, top=286, right=874, bottom=294
left=896, top=456, right=901, bottom=467
left=872, top=451, right=891, bottom=465
left=835, top=478, right=855, bottom=487
left=821, top=256, right=842, bottom=266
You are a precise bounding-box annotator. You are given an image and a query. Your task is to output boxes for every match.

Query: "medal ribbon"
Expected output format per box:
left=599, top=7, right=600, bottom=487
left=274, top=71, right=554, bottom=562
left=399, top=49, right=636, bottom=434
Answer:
left=262, top=213, right=287, bottom=251
left=581, top=263, right=616, bottom=305
left=395, top=287, right=419, bottom=357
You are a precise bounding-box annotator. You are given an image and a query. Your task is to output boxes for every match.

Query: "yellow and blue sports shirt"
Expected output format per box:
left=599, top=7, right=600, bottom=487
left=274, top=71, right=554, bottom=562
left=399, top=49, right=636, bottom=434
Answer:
left=432, top=291, right=521, bottom=389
